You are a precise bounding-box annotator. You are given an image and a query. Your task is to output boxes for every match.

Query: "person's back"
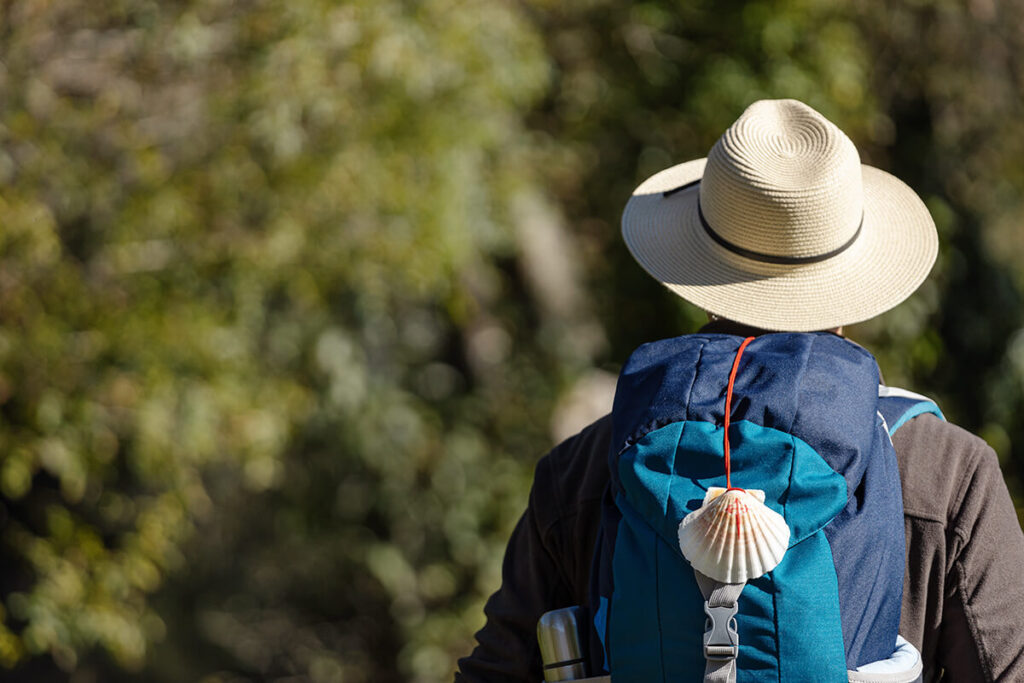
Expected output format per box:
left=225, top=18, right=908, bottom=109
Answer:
left=455, top=100, right=1024, bottom=682
left=589, top=332, right=914, bottom=681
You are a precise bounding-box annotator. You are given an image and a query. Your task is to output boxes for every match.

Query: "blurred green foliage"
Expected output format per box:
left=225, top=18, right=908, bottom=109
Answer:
left=0, top=0, right=1023, bottom=681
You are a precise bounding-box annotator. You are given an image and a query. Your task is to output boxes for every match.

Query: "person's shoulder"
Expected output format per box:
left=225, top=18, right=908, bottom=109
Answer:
left=543, top=414, right=613, bottom=483
left=531, top=415, right=613, bottom=527
left=891, top=413, right=1000, bottom=525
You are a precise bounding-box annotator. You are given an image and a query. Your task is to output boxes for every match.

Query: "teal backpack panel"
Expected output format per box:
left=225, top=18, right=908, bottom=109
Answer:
left=608, top=419, right=850, bottom=681
left=608, top=496, right=698, bottom=679
left=772, top=531, right=848, bottom=682
left=616, top=420, right=848, bottom=551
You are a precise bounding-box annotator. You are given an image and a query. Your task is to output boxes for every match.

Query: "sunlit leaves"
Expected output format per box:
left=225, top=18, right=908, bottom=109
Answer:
left=4, top=0, right=1024, bottom=680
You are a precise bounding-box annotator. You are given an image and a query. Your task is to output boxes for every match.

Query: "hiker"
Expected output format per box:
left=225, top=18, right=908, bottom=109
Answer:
left=454, top=100, right=1024, bottom=682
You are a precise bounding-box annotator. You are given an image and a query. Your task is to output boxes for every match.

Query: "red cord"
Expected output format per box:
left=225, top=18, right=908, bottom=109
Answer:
left=724, top=337, right=755, bottom=490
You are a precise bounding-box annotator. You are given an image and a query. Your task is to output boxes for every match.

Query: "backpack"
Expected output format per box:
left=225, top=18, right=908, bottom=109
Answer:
left=579, top=332, right=939, bottom=682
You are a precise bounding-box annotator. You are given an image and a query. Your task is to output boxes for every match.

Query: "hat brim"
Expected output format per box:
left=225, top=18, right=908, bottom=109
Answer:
left=622, top=159, right=938, bottom=332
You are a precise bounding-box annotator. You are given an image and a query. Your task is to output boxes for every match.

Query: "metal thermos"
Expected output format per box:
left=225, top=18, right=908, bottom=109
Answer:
left=537, top=606, right=588, bottom=681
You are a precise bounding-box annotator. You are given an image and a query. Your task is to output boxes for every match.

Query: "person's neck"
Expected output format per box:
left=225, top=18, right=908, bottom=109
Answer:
left=698, top=319, right=773, bottom=337
left=697, top=318, right=844, bottom=337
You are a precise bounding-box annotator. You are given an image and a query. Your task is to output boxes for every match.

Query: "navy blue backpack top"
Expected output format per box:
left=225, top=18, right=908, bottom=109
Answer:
left=585, top=333, right=939, bottom=682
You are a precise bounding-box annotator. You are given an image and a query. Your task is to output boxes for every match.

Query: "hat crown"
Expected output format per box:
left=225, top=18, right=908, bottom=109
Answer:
left=700, top=99, right=864, bottom=259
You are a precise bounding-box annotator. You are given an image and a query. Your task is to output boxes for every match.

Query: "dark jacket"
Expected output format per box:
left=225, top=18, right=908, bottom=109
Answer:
left=456, top=341, right=1024, bottom=682
left=454, top=325, right=1024, bottom=683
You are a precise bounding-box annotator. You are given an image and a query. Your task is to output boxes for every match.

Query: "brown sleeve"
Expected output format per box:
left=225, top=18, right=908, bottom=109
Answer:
left=454, top=417, right=611, bottom=683
left=940, top=441, right=1024, bottom=681
left=894, top=415, right=1024, bottom=682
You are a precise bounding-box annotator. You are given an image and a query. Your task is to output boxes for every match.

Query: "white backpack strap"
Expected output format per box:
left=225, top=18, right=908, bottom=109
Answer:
left=877, top=385, right=944, bottom=436
left=694, top=570, right=745, bottom=683
left=847, top=636, right=924, bottom=683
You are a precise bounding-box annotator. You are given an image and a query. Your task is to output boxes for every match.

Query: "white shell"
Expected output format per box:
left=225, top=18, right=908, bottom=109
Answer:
left=677, top=487, right=790, bottom=583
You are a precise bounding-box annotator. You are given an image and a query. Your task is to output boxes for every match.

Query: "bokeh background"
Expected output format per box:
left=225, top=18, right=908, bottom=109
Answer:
left=2, top=0, right=1024, bottom=680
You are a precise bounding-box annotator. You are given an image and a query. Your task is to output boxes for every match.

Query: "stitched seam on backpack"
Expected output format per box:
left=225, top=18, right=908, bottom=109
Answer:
left=771, top=573, right=782, bottom=683
left=789, top=335, right=814, bottom=435
left=621, top=342, right=708, bottom=452
left=654, top=534, right=667, bottom=683
left=663, top=420, right=686, bottom=521
left=684, top=340, right=707, bottom=424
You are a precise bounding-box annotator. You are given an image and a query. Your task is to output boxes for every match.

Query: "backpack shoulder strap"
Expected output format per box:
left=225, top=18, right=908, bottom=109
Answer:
left=877, top=385, right=944, bottom=436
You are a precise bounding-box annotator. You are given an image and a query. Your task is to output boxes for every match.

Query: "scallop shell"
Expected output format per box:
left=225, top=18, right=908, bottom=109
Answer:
left=677, top=487, right=790, bottom=583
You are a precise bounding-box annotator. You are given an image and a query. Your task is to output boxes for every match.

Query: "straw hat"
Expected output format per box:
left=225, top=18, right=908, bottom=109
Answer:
left=621, top=99, right=938, bottom=332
